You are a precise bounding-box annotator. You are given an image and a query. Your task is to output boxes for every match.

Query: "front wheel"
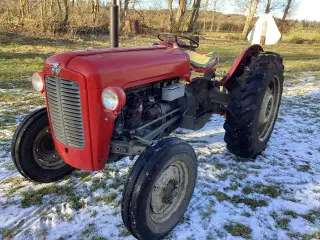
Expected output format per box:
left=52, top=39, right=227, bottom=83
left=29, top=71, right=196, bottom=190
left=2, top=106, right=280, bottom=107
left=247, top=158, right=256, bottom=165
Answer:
left=224, top=52, right=284, bottom=159
left=11, top=108, right=74, bottom=183
left=121, top=137, right=197, bottom=240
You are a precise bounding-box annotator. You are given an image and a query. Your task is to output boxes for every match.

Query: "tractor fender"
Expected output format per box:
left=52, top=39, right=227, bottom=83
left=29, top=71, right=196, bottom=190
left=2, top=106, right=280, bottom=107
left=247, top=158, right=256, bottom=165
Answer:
left=222, top=44, right=263, bottom=90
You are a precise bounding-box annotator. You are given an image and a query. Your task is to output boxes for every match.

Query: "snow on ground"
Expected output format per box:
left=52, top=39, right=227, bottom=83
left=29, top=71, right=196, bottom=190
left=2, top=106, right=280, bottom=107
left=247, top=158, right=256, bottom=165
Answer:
left=0, top=76, right=319, bottom=240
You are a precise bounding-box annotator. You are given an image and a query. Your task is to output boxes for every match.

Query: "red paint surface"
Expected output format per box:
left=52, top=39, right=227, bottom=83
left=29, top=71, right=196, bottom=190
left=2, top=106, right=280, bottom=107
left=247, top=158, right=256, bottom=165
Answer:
left=222, top=44, right=263, bottom=89
left=40, top=44, right=263, bottom=171
left=42, top=46, right=189, bottom=171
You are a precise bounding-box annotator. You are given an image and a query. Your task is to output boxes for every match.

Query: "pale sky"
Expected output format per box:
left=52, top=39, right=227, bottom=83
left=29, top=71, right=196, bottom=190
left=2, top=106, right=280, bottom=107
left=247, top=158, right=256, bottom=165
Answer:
left=224, top=0, right=320, bottom=21
left=215, top=0, right=320, bottom=21
left=295, top=0, right=320, bottom=21
left=109, top=0, right=320, bottom=22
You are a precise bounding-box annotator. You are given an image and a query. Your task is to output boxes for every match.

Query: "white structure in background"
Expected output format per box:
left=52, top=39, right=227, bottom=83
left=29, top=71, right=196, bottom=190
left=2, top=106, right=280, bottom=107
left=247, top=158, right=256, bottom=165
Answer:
left=247, top=14, right=281, bottom=45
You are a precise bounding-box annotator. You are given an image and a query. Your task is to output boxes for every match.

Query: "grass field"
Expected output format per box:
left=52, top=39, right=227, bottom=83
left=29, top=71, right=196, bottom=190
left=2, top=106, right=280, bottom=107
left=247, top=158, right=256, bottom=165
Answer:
left=0, top=32, right=319, bottom=240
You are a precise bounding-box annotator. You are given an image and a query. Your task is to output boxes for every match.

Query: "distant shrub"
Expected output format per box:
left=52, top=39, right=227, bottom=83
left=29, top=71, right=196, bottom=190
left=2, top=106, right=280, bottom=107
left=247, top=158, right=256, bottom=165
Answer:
left=289, top=36, right=305, bottom=44
left=285, top=34, right=320, bottom=44
left=71, top=24, right=109, bottom=38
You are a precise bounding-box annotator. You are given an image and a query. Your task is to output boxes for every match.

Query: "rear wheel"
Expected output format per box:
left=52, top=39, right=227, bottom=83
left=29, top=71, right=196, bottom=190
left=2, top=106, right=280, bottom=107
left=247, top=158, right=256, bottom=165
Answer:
left=11, top=108, right=74, bottom=183
left=224, top=52, right=284, bottom=158
left=121, top=137, right=197, bottom=239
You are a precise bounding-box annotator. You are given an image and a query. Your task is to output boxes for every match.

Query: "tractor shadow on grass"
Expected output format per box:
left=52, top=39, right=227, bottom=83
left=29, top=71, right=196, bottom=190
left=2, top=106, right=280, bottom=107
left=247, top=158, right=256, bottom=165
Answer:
left=183, top=131, right=225, bottom=145
left=0, top=32, right=75, bottom=47
left=0, top=52, right=53, bottom=60
left=0, top=32, right=104, bottom=49
left=173, top=118, right=226, bottom=147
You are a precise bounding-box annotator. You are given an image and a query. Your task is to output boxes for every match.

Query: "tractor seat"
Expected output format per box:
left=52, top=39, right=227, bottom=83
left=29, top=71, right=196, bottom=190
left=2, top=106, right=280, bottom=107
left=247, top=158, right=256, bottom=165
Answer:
left=186, top=50, right=219, bottom=73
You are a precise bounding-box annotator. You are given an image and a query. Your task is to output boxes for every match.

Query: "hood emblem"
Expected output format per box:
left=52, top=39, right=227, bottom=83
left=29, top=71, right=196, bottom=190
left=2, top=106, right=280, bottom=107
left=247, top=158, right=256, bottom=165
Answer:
left=50, top=61, right=62, bottom=75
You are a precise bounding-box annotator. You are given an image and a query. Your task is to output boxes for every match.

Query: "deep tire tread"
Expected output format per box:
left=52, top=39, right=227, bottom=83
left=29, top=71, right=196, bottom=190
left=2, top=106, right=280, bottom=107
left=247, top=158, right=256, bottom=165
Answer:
left=122, top=137, right=197, bottom=240
left=224, top=52, right=284, bottom=159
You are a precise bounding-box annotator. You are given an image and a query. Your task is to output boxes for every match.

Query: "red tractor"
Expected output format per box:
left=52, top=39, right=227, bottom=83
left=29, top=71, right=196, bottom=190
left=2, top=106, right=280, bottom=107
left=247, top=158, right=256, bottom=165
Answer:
left=11, top=3, right=284, bottom=239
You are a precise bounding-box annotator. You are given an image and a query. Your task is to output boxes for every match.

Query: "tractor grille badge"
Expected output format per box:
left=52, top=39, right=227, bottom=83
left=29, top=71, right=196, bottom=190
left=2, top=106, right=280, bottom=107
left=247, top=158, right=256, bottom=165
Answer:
left=50, top=62, right=62, bottom=76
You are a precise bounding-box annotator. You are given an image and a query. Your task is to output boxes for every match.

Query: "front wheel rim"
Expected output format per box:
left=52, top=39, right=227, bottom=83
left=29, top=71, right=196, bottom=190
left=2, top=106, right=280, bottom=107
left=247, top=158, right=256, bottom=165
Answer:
left=33, top=127, right=65, bottom=169
left=150, top=159, right=189, bottom=224
left=258, top=76, right=281, bottom=141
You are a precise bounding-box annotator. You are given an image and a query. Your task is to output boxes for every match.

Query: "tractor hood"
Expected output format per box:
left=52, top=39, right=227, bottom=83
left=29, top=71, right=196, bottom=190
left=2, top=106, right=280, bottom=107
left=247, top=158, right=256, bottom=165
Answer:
left=43, top=45, right=190, bottom=90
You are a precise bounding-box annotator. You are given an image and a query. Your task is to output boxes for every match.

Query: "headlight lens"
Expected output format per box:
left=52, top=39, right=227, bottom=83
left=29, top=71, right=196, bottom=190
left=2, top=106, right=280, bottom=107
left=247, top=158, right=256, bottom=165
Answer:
left=32, top=73, right=44, bottom=92
left=102, top=89, right=119, bottom=110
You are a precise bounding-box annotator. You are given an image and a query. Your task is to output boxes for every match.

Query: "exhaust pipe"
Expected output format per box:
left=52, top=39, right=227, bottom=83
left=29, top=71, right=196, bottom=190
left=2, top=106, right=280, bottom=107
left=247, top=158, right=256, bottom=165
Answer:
left=110, top=0, right=119, bottom=48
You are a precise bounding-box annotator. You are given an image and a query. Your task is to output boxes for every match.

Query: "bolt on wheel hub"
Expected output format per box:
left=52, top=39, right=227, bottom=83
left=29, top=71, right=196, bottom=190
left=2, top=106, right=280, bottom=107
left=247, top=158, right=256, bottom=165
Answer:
left=258, top=76, right=281, bottom=141
left=33, top=127, right=65, bottom=169
left=259, top=89, right=274, bottom=125
left=150, top=160, right=188, bottom=224
left=162, top=179, right=179, bottom=204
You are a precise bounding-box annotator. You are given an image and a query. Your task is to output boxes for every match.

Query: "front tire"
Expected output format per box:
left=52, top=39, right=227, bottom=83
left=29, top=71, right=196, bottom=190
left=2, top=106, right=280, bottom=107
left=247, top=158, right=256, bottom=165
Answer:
left=121, top=137, right=197, bottom=240
left=224, top=52, right=284, bottom=159
left=11, top=108, right=74, bottom=183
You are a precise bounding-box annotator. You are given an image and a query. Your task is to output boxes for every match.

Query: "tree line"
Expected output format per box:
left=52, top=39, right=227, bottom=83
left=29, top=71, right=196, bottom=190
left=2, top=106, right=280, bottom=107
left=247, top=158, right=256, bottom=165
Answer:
left=0, top=0, right=307, bottom=39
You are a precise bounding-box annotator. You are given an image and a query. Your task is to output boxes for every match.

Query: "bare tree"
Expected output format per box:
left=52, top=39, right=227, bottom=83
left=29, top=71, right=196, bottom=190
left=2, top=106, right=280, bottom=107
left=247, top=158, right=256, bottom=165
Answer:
left=241, top=0, right=259, bottom=39
left=202, top=0, right=210, bottom=31
left=187, top=0, right=201, bottom=32
left=260, top=0, right=284, bottom=14
left=19, top=0, right=27, bottom=20
left=62, top=0, right=69, bottom=27
left=3, top=1, right=14, bottom=28
left=210, top=0, right=219, bottom=32
left=131, top=0, right=138, bottom=9
left=40, top=0, right=48, bottom=30
left=167, top=0, right=188, bottom=32
left=281, top=0, right=292, bottom=22
left=91, top=0, right=99, bottom=23
left=175, top=0, right=187, bottom=32
left=122, top=0, right=129, bottom=22
left=57, top=0, right=62, bottom=14
left=52, top=0, right=69, bottom=33
left=168, top=0, right=174, bottom=31
left=280, top=0, right=300, bottom=31
left=264, top=0, right=281, bottom=13
left=265, top=0, right=271, bottom=13
left=49, top=0, right=54, bottom=16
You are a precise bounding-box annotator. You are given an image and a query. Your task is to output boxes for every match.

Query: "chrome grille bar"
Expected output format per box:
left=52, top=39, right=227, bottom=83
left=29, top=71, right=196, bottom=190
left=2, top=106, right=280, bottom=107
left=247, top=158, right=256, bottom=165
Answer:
left=46, top=76, right=85, bottom=148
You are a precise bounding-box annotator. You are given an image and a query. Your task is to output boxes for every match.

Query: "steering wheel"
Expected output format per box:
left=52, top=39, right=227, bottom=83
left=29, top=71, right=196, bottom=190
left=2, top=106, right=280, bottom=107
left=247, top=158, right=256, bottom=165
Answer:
left=157, top=33, right=199, bottom=49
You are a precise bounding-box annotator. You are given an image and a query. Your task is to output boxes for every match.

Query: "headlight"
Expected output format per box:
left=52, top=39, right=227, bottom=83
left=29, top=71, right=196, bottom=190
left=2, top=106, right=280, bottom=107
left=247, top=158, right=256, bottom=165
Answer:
left=32, top=73, right=44, bottom=92
left=102, top=89, right=119, bottom=110
left=101, top=87, right=126, bottom=114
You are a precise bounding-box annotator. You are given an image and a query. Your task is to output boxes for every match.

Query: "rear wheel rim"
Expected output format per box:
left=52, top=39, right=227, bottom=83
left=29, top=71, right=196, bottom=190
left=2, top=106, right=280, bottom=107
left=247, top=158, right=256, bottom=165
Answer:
left=150, top=160, right=188, bottom=224
left=33, top=127, right=65, bottom=169
left=258, top=76, right=281, bottom=141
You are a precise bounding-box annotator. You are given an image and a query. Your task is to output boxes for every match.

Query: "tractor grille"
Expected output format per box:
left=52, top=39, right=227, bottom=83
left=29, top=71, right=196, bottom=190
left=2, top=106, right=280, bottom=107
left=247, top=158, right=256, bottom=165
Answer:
left=46, top=76, right=85, bottom=149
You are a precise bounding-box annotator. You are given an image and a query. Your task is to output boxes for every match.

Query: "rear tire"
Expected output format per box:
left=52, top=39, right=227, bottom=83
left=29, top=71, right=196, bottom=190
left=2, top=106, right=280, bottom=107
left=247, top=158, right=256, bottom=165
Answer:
left=121, top=137, right=197, bottom=240
left=224, top=52, right=284, bottom=159
left=11, top=108, right=74, bottom=183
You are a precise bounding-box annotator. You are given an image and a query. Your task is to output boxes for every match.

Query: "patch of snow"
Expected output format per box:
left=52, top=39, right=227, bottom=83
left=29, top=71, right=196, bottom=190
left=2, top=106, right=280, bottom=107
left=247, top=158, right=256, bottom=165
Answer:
left=0, top=77, right=319, bottom=240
